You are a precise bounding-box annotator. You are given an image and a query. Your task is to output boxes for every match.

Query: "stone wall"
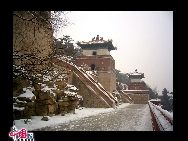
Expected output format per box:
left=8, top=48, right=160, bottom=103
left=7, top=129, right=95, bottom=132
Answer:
left=98, top=71, right=116, bottom=93
left=127, top=93, right=149, bottom=104
left=72, top=73, right=109, bottom=108
left=128, top=82, right=148, bottom=90
left=120, top=94, right=131, bottom=103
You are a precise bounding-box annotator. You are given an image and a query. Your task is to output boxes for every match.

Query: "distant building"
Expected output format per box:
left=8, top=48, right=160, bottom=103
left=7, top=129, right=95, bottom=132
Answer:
left=75, top=35, right=117, bottom=93
left=123, top=69, right=149, bottom=104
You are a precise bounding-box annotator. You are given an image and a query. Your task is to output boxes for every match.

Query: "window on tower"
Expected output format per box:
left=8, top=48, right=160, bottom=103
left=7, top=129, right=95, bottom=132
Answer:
left=91, top=64, right=96, bottom=71
left=92, top=51, right=97, bottom=55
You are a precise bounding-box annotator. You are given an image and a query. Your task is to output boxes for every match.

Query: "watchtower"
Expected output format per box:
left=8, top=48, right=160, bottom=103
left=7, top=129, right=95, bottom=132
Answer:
left=75, top=35, right=117, bottom=93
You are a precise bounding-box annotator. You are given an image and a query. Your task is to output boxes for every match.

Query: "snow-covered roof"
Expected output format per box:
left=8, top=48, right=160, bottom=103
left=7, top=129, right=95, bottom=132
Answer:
left=77, top=39, right=116, bottom=50
left=128, top=70, right=144, bottom=78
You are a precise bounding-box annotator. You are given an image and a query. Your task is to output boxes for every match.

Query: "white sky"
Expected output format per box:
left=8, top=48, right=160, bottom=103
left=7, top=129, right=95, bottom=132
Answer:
left=54, top=11, right=173, bottom=93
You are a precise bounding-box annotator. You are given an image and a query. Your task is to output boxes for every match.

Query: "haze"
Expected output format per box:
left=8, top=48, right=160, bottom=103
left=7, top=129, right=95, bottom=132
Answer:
left=55, top=11, right=173, bottom=93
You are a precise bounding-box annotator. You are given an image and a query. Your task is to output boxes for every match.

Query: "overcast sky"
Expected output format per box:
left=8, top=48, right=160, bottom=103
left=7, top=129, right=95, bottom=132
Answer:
left=55, top=11, right=173, bottom=93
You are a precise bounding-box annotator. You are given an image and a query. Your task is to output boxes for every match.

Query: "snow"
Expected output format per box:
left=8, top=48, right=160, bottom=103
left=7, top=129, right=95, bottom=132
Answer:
left=77, top=95, right=83, bottom=100
left=123, top=90, right=149, bottom=91
left=36, top=74, right=42, bottom=77
left=148, top=102, right=173, bottom=131
left=41, top=85, right=56, bottom=96
left=154, top=104, right=173, bottom=121
left=98, top=83, right=104, bottom=89
left=16, top=99, right=27, bottom=103
left=57, top=55, right=73, bottom=62
left=66, top=84, right=78, bottom=91
left=14, top=103, right=130, bottom=131
left=129, top=73, right=142, bottom=76
left=86, top=71, right=97, bottom=77
left=149, top=99, right=161, bottom=102
left=18, top=89, right=35, bottom=100
left=167, top=93, right=173, bottom=97
left=133, top=104, right=153, bottom=131
left=43, top=75, right=52, bottom=81
left=13, top=105, right=25, bottom=111
left=57, top=74, right=66, bottom=79
left=152, top=106, right=172, bottom=131
left=112, top=90, right=120, bottom=95
left=64, top=91, right=77, bottom=96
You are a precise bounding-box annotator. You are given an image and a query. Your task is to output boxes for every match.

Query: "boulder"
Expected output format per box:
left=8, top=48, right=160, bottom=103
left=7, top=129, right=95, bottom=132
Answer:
left=35, top=104, right=49, bottom=116
left=41, top=116, right=49, bottom=121
left=48, top=104, right=58, bottom=115
left=38, top=92, right=51, bottom=100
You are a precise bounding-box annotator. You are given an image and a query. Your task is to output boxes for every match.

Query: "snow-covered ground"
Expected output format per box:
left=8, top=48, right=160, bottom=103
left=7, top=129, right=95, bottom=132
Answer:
left=14, top=103, right=130, bottom=131
left=35, top=104, right=153, bottom=131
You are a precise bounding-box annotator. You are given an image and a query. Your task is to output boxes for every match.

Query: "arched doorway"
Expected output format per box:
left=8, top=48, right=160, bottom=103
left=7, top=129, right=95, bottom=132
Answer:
left=90, top=64, right=96, bottom=71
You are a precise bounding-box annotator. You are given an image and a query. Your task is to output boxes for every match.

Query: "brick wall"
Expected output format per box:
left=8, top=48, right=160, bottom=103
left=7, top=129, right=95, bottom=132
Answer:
left=127, top=93, right=149, bottom=104
left=75, top=55, right=115, bottom=71
left=128, top=82, right=147, bottom=90
left=98, top=71, right=116, bottom=93
left=72, top=73, right=109, bottom=108
left=75, top=55, right=116, bottom=93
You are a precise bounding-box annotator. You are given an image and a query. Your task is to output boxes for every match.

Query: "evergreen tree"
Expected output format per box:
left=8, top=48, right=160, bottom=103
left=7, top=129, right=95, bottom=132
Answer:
left=161, top=88, right=171, bottom=111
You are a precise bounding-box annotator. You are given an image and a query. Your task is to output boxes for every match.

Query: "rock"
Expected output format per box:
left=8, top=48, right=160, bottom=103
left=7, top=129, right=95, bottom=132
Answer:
left=58, top=101, right=70, bottom=107
left=46, top=98, right=56, bottom=105
left=61, top=97, right=69, bottom=101
left=48, top=104, right=57, bottom=114
left=17, top=97, right=33, bottom=102
left=24, top=119, right=32, bottom=124
left=13, top=109, right=24, bottom=120
left=41, top=116, right=49, bottom=121
left=16, top=101, right=27, bottom=107
left=35, top=104, right=49, bottom=116
left=38, top=92, right=51, bottom=100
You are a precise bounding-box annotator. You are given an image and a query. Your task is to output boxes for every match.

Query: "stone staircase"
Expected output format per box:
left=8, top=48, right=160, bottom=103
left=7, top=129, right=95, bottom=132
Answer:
left=52, top=57, right=118, bottom=108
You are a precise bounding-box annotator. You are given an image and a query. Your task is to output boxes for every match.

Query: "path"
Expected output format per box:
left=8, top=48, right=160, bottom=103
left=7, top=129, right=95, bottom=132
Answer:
left=35, top=104, right=153, bottom=131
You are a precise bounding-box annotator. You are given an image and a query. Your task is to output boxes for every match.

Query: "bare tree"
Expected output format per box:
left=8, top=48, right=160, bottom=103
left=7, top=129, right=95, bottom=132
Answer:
left=13, top=11, right=71, bottom=85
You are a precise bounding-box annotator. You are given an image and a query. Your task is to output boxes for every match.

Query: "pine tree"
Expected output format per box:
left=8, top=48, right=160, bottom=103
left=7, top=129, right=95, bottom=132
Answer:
left=161, top=88, right=171, bottom=111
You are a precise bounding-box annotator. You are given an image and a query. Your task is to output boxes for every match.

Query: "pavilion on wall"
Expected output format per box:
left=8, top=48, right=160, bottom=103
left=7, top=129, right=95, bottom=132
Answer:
left=123, top=69, right=149, bottom=104
left=75, top=35, right=117, bottom=93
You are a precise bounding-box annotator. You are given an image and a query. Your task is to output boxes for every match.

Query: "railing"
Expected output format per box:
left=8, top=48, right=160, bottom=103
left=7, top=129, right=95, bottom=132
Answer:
left=148, top=101, right=173, bottom=131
